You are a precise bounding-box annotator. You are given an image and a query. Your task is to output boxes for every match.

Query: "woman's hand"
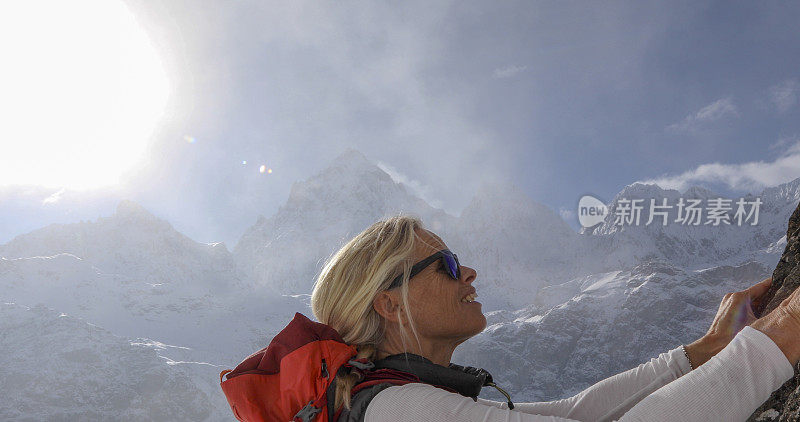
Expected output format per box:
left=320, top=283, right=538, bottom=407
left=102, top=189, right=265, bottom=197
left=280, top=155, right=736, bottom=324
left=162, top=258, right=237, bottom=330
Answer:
left=752, top=281, right=800, bottom=365
left=684, top=277, right=773, bottom=369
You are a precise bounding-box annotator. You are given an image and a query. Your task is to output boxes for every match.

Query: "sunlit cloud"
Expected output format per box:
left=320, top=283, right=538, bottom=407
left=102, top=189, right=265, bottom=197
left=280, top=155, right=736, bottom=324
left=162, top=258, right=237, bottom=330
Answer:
left=640, top=138, right=800, bottom=192
left=189, top=1, right=506, bottom=218
left=559, top=207, right=575, bottom=222
left=769, top=79, right=800, bottom=113
left=42, top=188, right=66, bottom=205
left=768, top=135, right=800, bottom=153
left=377, top=161, right=444, bottom=210
left=667, top=97, right=738, bottom=132
left=492, top=65, right=528, bottom=79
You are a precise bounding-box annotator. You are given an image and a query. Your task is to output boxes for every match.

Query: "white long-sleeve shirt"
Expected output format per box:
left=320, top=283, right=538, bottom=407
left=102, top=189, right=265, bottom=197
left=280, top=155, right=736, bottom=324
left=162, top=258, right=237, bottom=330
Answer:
left=363, top=326, right=794, bottom=421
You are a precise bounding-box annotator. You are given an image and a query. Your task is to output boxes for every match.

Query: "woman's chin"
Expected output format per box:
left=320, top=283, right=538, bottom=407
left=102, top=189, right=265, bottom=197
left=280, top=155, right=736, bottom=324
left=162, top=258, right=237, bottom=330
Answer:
left=472, top=313, right=488, bottom=334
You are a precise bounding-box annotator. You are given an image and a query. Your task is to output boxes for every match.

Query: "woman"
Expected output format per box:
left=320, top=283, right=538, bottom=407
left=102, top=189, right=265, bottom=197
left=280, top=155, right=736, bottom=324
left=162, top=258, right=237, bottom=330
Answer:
left=310, top=216, right=800, bottom=421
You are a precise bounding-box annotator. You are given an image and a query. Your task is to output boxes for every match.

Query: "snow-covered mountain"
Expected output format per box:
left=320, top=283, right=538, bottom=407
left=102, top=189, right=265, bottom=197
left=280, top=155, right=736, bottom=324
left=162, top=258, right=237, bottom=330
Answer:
left=443, top=183, right=586, bottom=309
left=0, top=252, right=299, bottom=363
left=233, top=149, right=799, bottom=310
left=0, top=202, right=310, bottom=366
left=449, top=178, right=798, bottom=403
left=0, top=199, right=247, bottom=294
left=0, top=302, right=228, bottom=421
left=233, top=149, right=598, bottom=310
left=580, top=180, right=799, bottom=271
left=233, top=149, right=454, bottom=295
left=2, top=148, right=799, bottom=419
left=454, top=259, right=775, bottom=403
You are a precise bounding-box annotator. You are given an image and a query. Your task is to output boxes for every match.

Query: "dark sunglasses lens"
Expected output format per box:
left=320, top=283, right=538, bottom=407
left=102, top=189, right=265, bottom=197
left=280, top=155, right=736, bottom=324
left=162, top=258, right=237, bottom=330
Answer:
left=443, top=253, right=459, bottom=279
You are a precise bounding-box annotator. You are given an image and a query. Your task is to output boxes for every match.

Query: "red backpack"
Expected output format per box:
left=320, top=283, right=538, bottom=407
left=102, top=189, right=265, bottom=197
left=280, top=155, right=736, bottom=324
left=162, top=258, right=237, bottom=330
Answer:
left=219, top=312, right=511, bottom=421
left=219, top=313, right=415, bottom=422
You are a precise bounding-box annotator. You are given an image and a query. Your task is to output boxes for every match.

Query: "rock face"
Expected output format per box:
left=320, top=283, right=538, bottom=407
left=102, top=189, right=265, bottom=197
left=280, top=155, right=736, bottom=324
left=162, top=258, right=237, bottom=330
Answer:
left=748, top=202, right=800, bottom=421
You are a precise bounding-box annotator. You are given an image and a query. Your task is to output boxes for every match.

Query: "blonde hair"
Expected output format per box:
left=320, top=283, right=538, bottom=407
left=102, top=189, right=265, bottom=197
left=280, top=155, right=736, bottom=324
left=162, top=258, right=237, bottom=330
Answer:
left=310, top=215, right=430, bottom=411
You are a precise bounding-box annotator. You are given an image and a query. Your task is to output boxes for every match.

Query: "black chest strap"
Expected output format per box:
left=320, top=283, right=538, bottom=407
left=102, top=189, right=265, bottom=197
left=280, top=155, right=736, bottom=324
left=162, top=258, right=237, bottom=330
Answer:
left=336, top=353, right=514, bottom=421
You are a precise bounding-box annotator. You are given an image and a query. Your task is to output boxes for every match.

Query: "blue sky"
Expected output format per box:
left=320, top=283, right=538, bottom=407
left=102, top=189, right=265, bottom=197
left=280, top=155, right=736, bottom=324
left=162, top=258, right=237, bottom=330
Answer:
left=2, top=0, right=799, bottom=246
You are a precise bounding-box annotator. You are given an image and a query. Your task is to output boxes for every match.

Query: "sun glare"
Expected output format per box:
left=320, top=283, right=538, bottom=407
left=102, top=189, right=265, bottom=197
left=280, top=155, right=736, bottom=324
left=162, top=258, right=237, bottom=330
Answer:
left=0, top=0, right=170, bottom=190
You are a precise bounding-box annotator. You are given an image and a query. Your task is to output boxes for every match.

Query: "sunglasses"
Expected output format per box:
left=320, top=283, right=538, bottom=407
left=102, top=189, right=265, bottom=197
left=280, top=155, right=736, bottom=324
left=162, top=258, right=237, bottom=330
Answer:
left=387, top=249, right=461, bottom=290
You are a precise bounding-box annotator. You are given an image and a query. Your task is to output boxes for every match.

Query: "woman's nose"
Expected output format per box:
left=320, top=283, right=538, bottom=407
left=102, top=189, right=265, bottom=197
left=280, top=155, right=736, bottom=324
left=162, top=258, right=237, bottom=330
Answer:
left=461, top=265, right=477, bottom=284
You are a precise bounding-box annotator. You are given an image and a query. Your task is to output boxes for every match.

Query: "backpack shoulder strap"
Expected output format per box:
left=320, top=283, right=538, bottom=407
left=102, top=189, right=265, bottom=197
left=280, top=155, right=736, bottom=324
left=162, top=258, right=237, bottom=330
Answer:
left=336, top=382, right=396, bottom=422
left=333, top=365, right=422, bottom=422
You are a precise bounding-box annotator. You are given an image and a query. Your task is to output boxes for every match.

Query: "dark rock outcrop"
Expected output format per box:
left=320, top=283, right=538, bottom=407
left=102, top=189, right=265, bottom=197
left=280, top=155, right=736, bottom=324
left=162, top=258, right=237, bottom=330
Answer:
left=748, top=202, right=800, bottom=421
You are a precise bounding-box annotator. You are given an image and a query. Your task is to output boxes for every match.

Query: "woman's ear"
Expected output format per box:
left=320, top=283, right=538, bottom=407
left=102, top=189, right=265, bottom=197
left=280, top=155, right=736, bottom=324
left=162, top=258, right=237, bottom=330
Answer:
left=373, top=291, right=402, bottom=323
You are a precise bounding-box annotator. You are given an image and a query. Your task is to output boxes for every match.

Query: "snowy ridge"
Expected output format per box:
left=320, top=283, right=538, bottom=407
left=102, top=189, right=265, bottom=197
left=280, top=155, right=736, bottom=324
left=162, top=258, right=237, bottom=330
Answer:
left=0, top=302, right=228, bottom=421
left=0, top=200, right=246, bottom=294
left=0, top=252, right=312, bottom=361
left=580, top=180, right=798, bottom=271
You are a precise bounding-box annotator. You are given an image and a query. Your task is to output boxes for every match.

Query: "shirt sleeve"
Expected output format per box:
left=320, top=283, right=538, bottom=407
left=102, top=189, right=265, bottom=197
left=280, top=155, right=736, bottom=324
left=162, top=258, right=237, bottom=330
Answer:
left=364, top=382, right=581, bottom=422
left=620, top=326, right=794, bottom=422
left=363, top=326, right=793, bottom=422
left=504, top=343, right=693, bottom=421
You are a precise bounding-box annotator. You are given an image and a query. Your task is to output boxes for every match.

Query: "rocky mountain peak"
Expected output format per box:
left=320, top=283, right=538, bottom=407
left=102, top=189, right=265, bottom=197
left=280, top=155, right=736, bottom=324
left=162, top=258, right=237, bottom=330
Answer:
left=111, top=200, right=173, bottom=232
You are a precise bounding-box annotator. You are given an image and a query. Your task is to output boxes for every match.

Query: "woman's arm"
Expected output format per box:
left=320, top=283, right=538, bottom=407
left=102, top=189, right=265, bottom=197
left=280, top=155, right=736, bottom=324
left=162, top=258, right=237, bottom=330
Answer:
left=363, top=344, right=697, bottom=421
left=477, top=277, right=773, bottom=420
left=486, top=343, right=693, bottom=421
left=619, top=326, right=793, bottom=421
left=364, top=277, right=796, bottom=421
left=364, top=326, right=792, bottom=422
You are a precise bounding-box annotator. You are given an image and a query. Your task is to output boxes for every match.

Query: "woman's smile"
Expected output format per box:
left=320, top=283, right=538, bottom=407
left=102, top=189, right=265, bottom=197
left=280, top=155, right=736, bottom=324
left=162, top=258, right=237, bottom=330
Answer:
left=460, top=290, right=479, bottom=304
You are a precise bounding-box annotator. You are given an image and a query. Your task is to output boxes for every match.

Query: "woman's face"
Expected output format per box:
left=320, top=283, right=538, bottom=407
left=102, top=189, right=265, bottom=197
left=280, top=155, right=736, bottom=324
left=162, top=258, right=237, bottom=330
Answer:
left=401, top=229, right=486, bottom=344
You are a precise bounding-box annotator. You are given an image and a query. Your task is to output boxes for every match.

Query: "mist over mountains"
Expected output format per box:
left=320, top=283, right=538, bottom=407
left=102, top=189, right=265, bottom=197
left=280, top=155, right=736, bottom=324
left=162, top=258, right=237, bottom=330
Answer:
left=1, top=149, right=797, bottom=419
